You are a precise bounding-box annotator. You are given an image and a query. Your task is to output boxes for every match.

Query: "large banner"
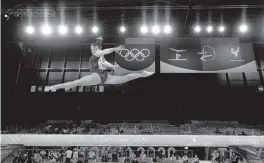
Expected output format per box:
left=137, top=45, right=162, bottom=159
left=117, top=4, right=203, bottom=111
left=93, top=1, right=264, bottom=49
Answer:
left=114, top=38, right=155, bottom=75
left=160, top=37, right=257, bottom=73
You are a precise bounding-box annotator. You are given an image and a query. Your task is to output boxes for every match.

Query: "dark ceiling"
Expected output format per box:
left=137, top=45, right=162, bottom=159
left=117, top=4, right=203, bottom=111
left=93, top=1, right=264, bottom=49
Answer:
left=2, top=0, right=264, bottom=9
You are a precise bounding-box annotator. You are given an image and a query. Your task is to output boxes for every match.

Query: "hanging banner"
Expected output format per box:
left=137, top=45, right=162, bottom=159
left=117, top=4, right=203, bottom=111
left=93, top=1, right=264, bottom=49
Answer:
left=114, top=38, right=155, bottom=75
left=160, top=37, right=257, bottom=73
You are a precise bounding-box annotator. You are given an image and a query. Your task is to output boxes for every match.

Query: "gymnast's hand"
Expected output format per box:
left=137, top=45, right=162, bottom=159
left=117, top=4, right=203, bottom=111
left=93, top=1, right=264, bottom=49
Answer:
left=115, top=45, right=125, bottom=52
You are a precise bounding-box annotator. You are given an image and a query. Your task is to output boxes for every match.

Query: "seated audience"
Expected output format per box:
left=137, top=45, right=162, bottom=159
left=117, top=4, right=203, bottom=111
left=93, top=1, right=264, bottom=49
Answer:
left=193, top=154, right=199, bottom=163
left=88, top=150, right=96, bottom=160
left=112, top=151, right=118, bottom=162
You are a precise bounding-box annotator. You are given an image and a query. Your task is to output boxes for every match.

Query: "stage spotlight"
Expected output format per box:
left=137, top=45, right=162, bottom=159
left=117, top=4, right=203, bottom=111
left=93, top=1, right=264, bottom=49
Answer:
left=218, top=26, right=225, bottom=33
left=239, top=24, right=248, bottom=33
left=194, top=25, right=201, bottom=33
left=4, top=14, right=9, bottom=20
left=25, top=26, right=35, bottom=34
left=120, top=26, right=126, bottom=33
left=206, top=25, right=213, bottom=33
left=92, top=26, right=99, bottom=33
left=58, top=25, right=68, bottom=35
left=164, top=25, right=172, bottom=34
left=41, top=24, right=52, bottom=36
left=152, top=25, right=160, bottom=34
left=75, top=25, right=83, bottom=34
left=140, top=25, right=148, bottom=34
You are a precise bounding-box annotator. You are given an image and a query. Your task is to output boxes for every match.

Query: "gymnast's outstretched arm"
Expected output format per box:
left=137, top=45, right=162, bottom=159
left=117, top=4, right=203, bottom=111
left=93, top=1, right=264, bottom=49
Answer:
left=94, top=45, right=125, bottom=57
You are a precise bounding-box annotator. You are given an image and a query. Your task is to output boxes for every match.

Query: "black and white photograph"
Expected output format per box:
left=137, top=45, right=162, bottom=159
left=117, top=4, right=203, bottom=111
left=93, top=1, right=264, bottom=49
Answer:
left=1, top=0, right=264, bottom=163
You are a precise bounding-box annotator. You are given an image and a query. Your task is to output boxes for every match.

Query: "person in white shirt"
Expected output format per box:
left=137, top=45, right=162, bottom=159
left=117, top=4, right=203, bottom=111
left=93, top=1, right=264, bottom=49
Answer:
left=40, top=150, right=46, bottom=159
left=193, top=154, right=199, bottom=163
left=88, top=150, right=96, bottom=160
left=182, top=154, right=188, bottom=163
left=170, top=154, right=177, bottom=163
left=211, top=150, right=217, bottom=163
left=65, top=149, right=73, bottom=163
left=72, top=148, right=79, bottom=163
left=140, top=152, right=146, bottom=163
left=34, top=152, right=43, bottom=163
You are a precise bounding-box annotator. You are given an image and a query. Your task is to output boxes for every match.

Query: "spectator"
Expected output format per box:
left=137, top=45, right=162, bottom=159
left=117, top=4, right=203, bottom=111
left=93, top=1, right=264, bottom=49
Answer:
left=231, top=152, right=239, bottom=163
left=182, top=154, right=189, bottom=163
left=211, top=150, right=217, bottom=163
left=120, top=128, right=124, bottom=134
left=112, top=151, right=118, bottom=162
left=152, top=157, right=157, bottom=163
left=124, top=157, right=130, bottom=163
left=107, top=151, right=112, bottom=160
left=88, top=150, right=96, bottom=160
left=131, top=152, right=136, bottom=160
left=170, top=154, right=177, bottom=163
left=102, top=153, right=108, bottom=162
left=107, top=125, right=111, bottom=132
left=99, top=130, right=104, bottom=135
left=72, top=148, right=79, bottom=163
left=40, top=150, right=46, bottom=159
left=65, top=149, right=73, bottom=163
left=193, top=154, right=199, bottom=163
left=215, top=150, right=224, bottom=163
left=140, top=152, right=146, bottom=163
left=232, top=131, right=236, bottom=135
left=34, top=152, right=43, bottom=163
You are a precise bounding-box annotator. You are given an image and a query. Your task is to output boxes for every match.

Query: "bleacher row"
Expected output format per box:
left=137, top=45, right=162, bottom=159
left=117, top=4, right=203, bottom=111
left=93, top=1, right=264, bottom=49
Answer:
left=2, top=121, right=264, bottom=135
left=83, top=121, right=264, bottom=135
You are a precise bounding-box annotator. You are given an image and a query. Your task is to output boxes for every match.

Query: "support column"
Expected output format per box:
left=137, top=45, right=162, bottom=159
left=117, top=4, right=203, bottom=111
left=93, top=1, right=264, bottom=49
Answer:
left=42, top=48, right=52, bottom=91
left=61, top=48, right=68, bottom=91
left=77, top=47, right=83, bottom=92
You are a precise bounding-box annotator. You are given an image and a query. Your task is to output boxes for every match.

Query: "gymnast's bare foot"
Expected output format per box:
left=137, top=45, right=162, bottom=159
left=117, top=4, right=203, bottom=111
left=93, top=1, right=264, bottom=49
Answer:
left=141, top=71, right=154, bottom=77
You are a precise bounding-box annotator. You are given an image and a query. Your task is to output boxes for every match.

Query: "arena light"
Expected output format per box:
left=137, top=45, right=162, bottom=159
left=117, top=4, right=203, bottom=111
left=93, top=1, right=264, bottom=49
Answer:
left=239, top=24, right=248, bottom=33
left=25, top=26, right=35, bottom=34
left=120, top=26, right=126, bottom=33
left=41, top=24, right=52, bottom=36
left=4, top=14, right=8, bottom=18
left=206, top=25, right=213, bottom=33
left=140, top=25, right=148, bottom=34
left=152, top=25, right=160, bottom=34
left=58, top=25, right=68, bottom=35
left=218, top=26, right=225, bottom=33
left=75, top=25, right=83, bottom=34
left=92, top=26, right=99, bottom=34
left=164, top=25, right=172, bottom=34
left=194, top=25, right=201, bottom=33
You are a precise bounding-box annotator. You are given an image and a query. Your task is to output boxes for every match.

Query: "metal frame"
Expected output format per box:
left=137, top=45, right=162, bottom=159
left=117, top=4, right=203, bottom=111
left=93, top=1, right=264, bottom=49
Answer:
left=2, top=5, right=263, bottom=18
left=1, top=8, right=56, bottom=18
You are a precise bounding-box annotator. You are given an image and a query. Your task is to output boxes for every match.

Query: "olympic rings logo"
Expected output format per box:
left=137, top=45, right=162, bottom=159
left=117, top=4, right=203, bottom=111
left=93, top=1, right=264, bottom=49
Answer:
left=117, top=48, right=150, bottom=61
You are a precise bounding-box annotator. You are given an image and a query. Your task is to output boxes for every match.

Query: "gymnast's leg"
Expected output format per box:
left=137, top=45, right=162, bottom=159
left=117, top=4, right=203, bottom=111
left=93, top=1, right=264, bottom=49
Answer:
left=45, top=73, right=101, bottom=91
left=104, top=71, right=154, bottom=85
